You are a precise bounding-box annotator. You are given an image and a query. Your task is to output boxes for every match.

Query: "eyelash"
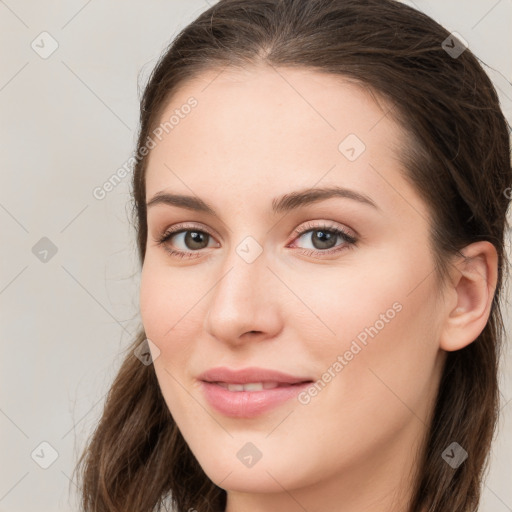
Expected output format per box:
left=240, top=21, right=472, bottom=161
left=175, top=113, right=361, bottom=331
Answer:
left=154, top=221, right=357, bottom=260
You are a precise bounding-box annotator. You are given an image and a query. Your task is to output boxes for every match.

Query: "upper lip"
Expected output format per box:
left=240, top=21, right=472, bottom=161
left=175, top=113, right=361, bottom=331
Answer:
left=198, top=366, right=313, bottom=385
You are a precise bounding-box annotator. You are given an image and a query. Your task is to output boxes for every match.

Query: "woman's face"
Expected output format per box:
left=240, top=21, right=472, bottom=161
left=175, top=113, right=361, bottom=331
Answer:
left=140, top=65, right=448, bottom=510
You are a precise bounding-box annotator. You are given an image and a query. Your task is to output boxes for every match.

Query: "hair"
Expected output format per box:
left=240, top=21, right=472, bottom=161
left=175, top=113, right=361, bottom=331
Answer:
left=72, top=1, right=512, bottom=511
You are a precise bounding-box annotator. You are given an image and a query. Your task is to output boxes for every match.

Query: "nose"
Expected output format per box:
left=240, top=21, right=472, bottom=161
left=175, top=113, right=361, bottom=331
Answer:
left=204, top=246, right=282, bottom=346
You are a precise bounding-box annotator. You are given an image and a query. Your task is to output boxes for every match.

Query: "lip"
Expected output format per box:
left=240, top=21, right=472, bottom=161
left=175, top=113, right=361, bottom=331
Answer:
left=198, top=366, right=312, bottom=385
left=198, top=366, right=314, bottom=418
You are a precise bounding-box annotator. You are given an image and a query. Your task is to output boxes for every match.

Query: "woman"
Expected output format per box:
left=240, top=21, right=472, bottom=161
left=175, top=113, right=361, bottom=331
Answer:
left=73, top=1, right=511, bottom=511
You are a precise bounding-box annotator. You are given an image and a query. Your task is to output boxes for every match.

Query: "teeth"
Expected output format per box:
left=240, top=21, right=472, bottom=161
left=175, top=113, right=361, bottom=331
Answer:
left=228, top=383, right=245, bottom=392
left=239, top=383, right=262, bottom=391
left=216, top=382, right=281, bottom=392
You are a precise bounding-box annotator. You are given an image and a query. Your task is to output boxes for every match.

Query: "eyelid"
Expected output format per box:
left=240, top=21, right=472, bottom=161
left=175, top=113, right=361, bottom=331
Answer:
left=289, top=220, right=357, bottom=243
left=157, top=221, right=219, bottom=241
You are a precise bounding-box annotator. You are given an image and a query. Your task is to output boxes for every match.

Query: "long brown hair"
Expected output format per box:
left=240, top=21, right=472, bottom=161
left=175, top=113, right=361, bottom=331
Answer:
left=72, top=1, right=512, bottom=510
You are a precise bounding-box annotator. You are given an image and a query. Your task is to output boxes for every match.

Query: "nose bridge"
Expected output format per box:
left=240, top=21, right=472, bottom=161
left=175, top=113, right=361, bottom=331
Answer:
left=204, top=238, right=280, bottom=341
left=211, top=241, right=266, bottom=315
left=215, top=226, right=269, bottom=295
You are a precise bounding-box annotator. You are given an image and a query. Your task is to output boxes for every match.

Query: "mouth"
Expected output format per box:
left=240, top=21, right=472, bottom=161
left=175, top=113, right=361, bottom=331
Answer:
left=198, top=367, right=314, bottom=418
left=211, top=381, right=312, bottom=392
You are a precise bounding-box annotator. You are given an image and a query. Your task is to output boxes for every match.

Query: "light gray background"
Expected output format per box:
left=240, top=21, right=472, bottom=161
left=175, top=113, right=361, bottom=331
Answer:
left=1, top=1, right=511, bottom=511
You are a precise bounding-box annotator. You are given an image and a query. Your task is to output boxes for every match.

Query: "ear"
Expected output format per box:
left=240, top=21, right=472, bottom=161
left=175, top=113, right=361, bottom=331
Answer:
left=439, top=241, right=498, bottom=352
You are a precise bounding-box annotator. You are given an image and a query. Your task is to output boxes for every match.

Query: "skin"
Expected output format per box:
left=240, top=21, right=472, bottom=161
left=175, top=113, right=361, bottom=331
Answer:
left=139, top=64, right=497, bottom=512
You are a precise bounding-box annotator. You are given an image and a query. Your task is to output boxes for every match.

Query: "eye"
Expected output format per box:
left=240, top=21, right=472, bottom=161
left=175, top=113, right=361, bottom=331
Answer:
left=155, top=223, right=219, bottom=259
left=289, top=221, right=357, bottom=257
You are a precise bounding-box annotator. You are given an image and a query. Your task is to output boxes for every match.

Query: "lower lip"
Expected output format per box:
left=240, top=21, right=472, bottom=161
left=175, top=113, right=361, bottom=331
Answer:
left=200, top=381, right=312, bottom=418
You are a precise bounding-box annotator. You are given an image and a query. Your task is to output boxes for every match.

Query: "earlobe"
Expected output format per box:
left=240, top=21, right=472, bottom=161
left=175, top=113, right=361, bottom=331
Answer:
left=439, top=241, right=498, bottom=352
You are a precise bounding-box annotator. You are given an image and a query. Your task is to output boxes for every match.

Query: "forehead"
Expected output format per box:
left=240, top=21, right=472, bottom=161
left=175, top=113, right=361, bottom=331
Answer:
left=149, top=65, right=399, bottom=155
left=144, top=65, right=420, bottom=219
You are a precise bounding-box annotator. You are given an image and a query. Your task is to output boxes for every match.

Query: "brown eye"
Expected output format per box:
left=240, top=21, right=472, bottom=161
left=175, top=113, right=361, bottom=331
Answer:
left=291, top=222, right=357, bottom=256
left=172, top=230, right=210, bottom=250
left=155, top=224, right=220, bottom=259
left=159, top=229, right=216, bottom=251
left=298, top=229, right=340, bottom=250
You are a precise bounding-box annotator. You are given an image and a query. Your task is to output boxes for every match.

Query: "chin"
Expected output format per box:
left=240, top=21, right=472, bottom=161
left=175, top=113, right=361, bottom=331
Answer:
left=210, top=468, right=292, bottom=494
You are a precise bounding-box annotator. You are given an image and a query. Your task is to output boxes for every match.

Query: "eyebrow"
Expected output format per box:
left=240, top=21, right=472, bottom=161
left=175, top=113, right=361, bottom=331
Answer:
left=146, top=186, right=379, bottom=215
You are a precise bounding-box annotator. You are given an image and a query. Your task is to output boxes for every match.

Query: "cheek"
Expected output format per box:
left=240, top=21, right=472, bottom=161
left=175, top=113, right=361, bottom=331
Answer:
left=139, top=260, right=206, bottom=371
left=139, top=263, right=167, bottom=338
left=139, top=262, right=187, bottom=351
left=139, top=263, right=198, bottom=414
left=292, top=247, right=433, bottom=363
left=334, top=262, right=441, bottom=424
left=299, top=245, right=442, bottom=410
